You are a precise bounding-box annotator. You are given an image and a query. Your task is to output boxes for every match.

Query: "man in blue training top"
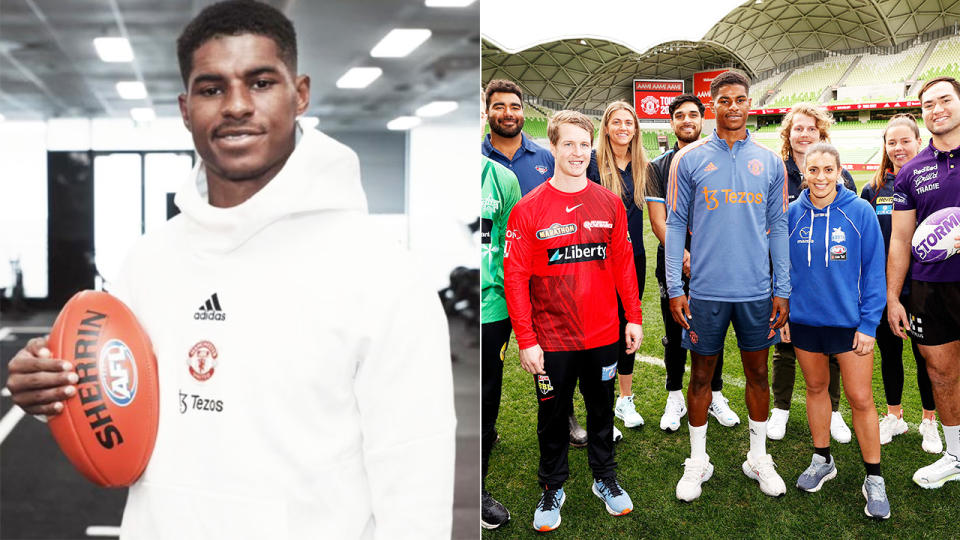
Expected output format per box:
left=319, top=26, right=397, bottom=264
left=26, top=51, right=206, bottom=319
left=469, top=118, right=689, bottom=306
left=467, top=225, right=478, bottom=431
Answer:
left=666, top=70, right=790, bottom=502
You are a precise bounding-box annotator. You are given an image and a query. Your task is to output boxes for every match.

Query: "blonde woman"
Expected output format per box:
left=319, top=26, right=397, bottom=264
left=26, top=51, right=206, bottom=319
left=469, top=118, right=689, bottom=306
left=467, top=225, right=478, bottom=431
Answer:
left=587, top=101, right=649, bottom=429
left=861, top=114, right=940, bottom=452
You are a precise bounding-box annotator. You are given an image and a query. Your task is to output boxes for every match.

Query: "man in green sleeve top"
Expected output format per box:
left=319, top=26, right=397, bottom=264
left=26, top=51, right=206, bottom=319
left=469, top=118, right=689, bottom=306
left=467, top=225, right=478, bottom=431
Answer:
left=481, top=156, right=522, bottom=530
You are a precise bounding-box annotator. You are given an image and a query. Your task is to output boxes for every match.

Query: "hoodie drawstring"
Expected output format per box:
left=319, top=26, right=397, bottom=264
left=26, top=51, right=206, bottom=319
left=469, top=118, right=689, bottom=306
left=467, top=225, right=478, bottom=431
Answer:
left=807, top=209, right=813, bottom=267
left=824, top=206, right=831, bottom=268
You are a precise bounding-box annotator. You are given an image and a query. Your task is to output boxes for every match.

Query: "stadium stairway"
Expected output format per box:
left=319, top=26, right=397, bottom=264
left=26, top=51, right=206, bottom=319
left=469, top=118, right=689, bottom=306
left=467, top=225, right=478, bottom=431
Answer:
left=827, top=56, right=863, bottom=101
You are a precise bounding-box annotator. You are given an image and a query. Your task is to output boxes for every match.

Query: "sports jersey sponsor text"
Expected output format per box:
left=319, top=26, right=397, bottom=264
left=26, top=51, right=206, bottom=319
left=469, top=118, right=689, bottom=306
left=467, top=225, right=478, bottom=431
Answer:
left=831, top=245, right=847, bottom=260
left=537, top=223, right=577, bottom=240
left=703, top=188, right=763, bottom=210
left=481, top=218, right=492, bottom=244
left=179, top=390, right=224, bottom=414
left=583, top=220, right=613, bottom=230
left=547, top=243, right=607, bottom=265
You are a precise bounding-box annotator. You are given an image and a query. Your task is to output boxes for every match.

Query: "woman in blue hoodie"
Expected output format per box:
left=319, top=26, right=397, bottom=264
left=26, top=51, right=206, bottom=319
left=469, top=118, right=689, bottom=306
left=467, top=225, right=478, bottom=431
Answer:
left=784, top=143, right=890, bottom=519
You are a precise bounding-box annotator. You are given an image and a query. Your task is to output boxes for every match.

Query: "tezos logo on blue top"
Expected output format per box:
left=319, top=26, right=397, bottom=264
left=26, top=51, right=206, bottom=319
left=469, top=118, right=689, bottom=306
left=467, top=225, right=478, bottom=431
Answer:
left=98, top=339, right=138, bottom=407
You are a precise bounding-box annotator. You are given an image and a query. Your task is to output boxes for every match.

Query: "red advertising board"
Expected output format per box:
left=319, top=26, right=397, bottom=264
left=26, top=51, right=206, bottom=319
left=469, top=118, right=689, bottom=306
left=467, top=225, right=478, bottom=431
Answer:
left=750, top=100, right=921, bottom=115
left=633, top=80, right=684, bottom=120
left=694, top=69, right=729, bottom=119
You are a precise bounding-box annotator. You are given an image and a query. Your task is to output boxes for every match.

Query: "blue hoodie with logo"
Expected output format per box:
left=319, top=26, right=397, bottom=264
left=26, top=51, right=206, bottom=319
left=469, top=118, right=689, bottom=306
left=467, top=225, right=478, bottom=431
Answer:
left=787, top=183, right=886, bottom=336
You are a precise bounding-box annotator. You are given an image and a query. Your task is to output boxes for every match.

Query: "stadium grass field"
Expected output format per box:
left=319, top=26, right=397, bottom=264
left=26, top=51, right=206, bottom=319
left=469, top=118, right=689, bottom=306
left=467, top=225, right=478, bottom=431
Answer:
left=482, top=175, right=957, bottom=538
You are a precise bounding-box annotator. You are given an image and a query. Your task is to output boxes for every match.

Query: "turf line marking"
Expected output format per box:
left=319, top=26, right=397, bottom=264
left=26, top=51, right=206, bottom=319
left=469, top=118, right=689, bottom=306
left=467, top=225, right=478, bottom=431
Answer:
left=0, top=328, right=11, bottom=341
left=86, top=526, right=121, bottom=537
left=0, top=405, right=26, bottom=445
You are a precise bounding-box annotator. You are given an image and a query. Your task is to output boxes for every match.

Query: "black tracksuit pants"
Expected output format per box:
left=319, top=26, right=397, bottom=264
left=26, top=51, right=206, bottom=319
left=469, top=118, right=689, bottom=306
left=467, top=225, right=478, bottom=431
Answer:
left=481, top=318, right=512, bottom=485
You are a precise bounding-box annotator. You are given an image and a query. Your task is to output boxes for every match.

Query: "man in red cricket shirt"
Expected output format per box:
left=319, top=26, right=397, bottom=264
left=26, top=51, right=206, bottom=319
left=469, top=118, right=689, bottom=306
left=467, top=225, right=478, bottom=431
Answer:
left=503, top=110, right=643, bottom=532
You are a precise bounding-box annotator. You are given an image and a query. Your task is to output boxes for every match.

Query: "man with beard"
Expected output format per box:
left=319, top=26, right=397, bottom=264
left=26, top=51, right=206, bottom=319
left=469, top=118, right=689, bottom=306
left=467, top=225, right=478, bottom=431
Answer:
left=646, top=94, right=737, bottom=433
left=888, top=76, right=960, bottom=490
left=666, top=72, right=790, bottom=501
left=482, top=79, right=554, bottom=196
left=482, top=80, right=589, bottom=447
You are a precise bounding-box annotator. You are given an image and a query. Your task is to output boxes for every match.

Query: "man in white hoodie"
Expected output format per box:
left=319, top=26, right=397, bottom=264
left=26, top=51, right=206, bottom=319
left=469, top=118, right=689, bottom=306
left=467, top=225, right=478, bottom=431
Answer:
left=5, top=1, right=457, bottom=538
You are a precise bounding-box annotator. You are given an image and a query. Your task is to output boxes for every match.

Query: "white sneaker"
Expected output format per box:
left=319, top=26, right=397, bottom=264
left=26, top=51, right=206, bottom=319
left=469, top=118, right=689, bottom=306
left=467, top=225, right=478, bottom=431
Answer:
left=742, top=452, right=787, bottom=497
left=830, top=411, right=852, bottom=444
left=660, top=393, right=687, bottom=432
left=676, top=455, right=714, bottom=502
left=919, top=418, right=943, bottom=454
left=878, top=413, right=908, bottom=445
left=615, top=394, right=644, bottom=428
left=767, top=408, right=789, bottom=440
left=708, top=393, right=740, bottom=427
left=913, top=452, right=960, bottom=489
left=612, top=425, right=623, bottom=443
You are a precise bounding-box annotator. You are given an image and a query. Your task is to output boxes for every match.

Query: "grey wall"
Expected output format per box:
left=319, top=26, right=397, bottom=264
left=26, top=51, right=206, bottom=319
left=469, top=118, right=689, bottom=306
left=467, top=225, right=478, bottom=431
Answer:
left=326, top=131, right=406, bottom=214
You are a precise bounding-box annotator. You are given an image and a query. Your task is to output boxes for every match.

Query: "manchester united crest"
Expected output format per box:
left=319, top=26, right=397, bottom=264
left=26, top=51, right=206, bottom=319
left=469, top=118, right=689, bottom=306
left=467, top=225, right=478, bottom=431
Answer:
left=187, top=340, right=219, bottom=382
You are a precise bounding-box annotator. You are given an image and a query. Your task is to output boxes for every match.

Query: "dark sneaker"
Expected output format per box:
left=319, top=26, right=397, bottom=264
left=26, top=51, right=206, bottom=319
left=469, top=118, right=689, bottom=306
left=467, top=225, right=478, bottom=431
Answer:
left=569, top=413, right=587, bottom=448
left=796, top=454, right=837, bottom=492
left=533, top=487, right=565, bottom=532
left=481, top=490, right=510, bottom=530
left=862, top=475, right=891, bottom=520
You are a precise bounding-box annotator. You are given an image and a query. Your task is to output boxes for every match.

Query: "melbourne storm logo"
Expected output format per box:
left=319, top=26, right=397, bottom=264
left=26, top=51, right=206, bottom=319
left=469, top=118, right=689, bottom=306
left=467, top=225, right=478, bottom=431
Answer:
left=547, top=243, right=607, bottom=265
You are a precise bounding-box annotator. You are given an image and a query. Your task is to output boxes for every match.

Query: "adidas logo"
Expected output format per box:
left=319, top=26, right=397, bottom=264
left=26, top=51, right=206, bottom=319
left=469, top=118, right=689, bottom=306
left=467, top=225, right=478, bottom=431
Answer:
left=194, top=293, right=226, bottom=321
left=704, top=162, right=718, bottom=172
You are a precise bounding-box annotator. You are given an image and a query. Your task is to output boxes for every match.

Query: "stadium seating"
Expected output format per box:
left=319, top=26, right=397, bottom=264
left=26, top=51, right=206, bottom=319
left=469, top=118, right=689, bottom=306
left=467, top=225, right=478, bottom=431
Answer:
left=918, top=35, right=960, bottom=82
left=844, top=44, right=926, bottom=87
left=769, top=55, right=855, bottom=106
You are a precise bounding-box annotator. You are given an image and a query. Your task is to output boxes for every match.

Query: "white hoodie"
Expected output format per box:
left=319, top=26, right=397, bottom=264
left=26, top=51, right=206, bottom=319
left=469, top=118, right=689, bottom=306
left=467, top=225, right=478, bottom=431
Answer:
left=112, top=128, right=456, bottom=539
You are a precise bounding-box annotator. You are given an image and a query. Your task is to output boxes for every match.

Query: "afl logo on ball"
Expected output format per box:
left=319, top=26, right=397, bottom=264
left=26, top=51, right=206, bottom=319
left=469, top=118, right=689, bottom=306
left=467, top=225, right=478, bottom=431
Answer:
left=187, top=340, right=219, bottom=382
left=98, top=339, right=138, bottom=407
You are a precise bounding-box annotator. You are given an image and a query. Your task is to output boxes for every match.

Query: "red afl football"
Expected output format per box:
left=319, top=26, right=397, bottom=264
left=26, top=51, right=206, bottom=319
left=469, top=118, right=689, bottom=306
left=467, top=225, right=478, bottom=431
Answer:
left=47, top=290, right=159, bottom=487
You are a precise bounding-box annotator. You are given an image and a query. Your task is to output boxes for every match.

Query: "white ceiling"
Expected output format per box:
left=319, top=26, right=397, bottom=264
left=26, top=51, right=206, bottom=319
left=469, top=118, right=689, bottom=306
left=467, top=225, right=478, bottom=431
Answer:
left=0, top=0, right=479, bottom=130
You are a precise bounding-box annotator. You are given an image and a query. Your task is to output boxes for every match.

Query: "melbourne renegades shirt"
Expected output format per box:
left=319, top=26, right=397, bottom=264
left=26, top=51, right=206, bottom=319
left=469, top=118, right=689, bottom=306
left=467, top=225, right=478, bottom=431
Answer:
left=504, top=180, right=642, bottom=352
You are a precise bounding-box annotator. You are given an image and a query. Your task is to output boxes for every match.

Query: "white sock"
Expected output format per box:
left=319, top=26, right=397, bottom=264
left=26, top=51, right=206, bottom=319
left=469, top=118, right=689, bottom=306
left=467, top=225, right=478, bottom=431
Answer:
left=749, top=418, right=767, bottom=459
left=669, top=390, right=683, bottom=401
left=944, top=424, right=960, bottom=459
left=690, top=423, right=708, bottom=460
left=712, top=390, right=722, bottom=401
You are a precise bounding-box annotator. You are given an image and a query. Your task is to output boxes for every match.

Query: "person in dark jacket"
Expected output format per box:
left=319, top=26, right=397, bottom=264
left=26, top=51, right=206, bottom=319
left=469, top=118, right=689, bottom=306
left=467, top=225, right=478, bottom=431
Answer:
left=768, top=103, right=854, bottom=443
left=860, top=113, right=940, bottom=453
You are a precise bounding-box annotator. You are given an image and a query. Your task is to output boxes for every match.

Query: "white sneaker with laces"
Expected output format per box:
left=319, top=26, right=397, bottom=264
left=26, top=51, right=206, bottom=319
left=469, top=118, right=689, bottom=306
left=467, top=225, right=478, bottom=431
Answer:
left=767, top=408, right=789, bottom=440
left=913, top=452, right=960, bottom=489
left=660, top=392, right=687, bottom=433
left=742, top=452, right=787, bottom=496
left=830, top=411, right=852, bottom=444
left=612, top=425, right=623, bottom=443
left=708, top=392, right=740, bottom=427
left=919, top=418, right=943, bottom=454
left=676, top=455, right=713, bottom=502
left=878, top=413, right=908, bottom=444
left=615, top=395, right=645, bottom=428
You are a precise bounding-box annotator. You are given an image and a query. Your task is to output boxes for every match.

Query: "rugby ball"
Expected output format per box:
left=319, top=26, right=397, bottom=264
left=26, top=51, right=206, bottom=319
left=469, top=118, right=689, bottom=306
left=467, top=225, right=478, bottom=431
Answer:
left=47, top=290, right=159, bottom=487
left=912, top=206, right=960, bottom=263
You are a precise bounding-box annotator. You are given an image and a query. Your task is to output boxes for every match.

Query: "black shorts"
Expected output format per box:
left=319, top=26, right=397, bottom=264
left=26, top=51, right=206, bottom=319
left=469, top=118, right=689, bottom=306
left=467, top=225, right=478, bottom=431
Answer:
left=909, top=280, right=960, bottom=346
left=791, top=322, right=856, bottom=355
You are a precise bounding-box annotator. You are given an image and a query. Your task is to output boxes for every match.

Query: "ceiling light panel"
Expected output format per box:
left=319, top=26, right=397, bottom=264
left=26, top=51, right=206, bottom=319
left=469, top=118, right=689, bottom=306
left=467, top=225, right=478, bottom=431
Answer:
left=370, top=29, right=432, bottom=58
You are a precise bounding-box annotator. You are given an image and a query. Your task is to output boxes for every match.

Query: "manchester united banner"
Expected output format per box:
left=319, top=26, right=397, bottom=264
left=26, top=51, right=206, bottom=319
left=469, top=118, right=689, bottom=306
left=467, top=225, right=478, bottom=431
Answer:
left=694, top=69, right=730, bottom=119
left=633, top=80, right=684, bottom=120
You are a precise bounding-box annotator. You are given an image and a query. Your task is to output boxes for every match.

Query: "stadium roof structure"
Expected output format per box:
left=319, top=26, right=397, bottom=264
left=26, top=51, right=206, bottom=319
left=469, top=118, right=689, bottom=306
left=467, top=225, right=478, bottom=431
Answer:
left=482, top=0, right=960, bottom=112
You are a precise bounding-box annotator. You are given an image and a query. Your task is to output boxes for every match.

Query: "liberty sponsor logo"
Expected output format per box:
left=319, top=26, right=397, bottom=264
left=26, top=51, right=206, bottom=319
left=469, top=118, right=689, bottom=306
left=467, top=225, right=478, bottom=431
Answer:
left=704, top=162, right=718, bottom=172
left=703, top=187, right=763, bottom=210
left=914, top=212, right=960, bottom=260
left=830, top=244, right=847, bottom=261
left=187, top=340, right=219, bottom=382
left=195, top=293, right=226, bottom=321
left=98, top=339, right=138, bottom=407
left=747, top=159, right=764, bottom=176
left=565, top=204, right=583, bottom=213
left=831, top=227, right=845, bottom=243
left=537, top=222, right=577, bottom=240
left=179, top=390, right=224, bottom=414
left=535, top=165, right=548, bottom=174
left=583, top=220, right=613, bottom=230
left=547, top=243, right=607, bottom=265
